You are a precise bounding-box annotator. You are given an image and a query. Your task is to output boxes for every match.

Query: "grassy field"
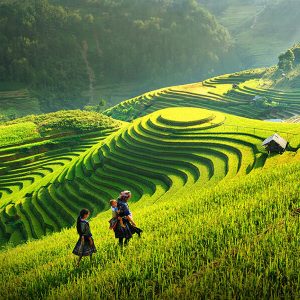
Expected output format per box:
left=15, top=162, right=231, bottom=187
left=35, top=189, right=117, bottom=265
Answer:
left=0, top=150, right=300, bottom=298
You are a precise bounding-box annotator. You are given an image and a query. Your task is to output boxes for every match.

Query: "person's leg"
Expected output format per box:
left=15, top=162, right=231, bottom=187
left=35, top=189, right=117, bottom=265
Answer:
left=119, top=237, right=124, bottom=247
left=77, top=255, right=83, bottom=267
left=90, top=254, right=93, bottom=263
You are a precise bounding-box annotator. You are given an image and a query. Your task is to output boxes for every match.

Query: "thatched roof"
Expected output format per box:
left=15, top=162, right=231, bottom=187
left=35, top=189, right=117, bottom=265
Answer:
left=262, top=133, right=288, bottom=149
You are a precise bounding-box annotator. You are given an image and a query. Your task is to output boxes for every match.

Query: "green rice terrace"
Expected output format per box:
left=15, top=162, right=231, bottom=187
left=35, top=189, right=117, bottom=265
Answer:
left=0, top=85, right=41, bottom=122
left=1, top=68, right=300, bottom=298
left=2, top=0, right=300, bottom=296
left=104, top=67, right=300, bottom=122
left=0, top=105, right=300, bottom=298
left=1, top=106, right=300, bottom=247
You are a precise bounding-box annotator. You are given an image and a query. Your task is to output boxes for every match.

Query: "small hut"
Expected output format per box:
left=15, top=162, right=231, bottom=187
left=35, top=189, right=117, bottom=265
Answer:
left=262, top=133, right=288, bottom=154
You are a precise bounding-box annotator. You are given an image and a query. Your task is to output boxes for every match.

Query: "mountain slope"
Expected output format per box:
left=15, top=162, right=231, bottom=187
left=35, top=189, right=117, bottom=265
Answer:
left=1, top=107, right=300, bottom=245
left=104, top=67, right=300, bottom=122
left=199, top=0, right=300, bottom=68
left=1, top=151, right=300, bottom=298
left=0, top=0, right=232, bottom=118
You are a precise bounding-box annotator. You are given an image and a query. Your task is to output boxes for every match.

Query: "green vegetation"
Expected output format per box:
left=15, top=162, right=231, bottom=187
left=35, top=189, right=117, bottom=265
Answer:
left=0, top=122, right=39, bottom=147
left=0, top=87, right=41, bottom=121
left=0, top=128, right=118, bottom=243
left=0, top=110, right=123, bottom=245
left=1, top=107, right=300, bottom=246
left=200, top=0, right=300, bottom=69
left=0, top=150, right=300, bottom=298
left=278, top=48, right=296, bottom=71
left=1, top=2, right=300, bottom=294
left=104, top=67, right=300, bottom=122
left=5, top=110, right=122, bottom=135
left=0, top=0, right=231, bottom=113
left=1, top=0, right=299, bottom=117
left=277, top=44, right=300, bottom=78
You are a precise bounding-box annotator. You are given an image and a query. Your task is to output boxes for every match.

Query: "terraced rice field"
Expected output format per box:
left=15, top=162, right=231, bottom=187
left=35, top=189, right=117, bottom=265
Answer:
left=0, top=129, right=118, bottom=244
left=2, top=107, right=300, bottom=245
left=104, top=69, right=300, bottom=122
left=0, top=89, right=40, bottom=118
left=286, top=115, right=300, bottom=123
left=1, top=112, right=300, bottom=299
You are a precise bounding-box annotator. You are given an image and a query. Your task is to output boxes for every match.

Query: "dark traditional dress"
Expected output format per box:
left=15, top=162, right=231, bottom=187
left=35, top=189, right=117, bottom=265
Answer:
left=114, top=199, right=142, bottom=240
left=73, top=219, right=97, bottom=256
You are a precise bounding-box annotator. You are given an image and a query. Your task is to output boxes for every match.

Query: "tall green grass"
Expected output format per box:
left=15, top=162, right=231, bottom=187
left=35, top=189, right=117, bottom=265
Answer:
left=0, top=153, right=300, bottom=299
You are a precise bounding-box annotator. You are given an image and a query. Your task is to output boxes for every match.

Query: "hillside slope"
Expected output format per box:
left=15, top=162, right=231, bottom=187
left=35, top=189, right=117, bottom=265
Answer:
left=104, top=68, right=300, bottom=122
left=0, top=0, right=232, bottom=118
left=1, top=107, right=300, bottom=245
left=0, top=110, right=122, bottom=244
left=1, top=151, right=300, bottom=298
left=199, top=0, right=300, bottom=68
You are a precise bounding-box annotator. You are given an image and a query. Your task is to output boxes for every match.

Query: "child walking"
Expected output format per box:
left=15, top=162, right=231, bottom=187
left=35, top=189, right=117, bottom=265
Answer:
left=72, top=208, right=97, bottom=267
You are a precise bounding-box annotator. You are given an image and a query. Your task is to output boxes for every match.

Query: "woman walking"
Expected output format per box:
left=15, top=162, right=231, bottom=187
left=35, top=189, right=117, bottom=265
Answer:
left=113, top=190, right=142, bottom=247
left=73, top=208, right=97, bottom=267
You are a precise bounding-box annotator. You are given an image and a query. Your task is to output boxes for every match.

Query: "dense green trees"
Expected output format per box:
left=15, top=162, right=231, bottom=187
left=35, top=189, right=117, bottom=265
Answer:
left=0, top=0, right=231, bottom=101
left=292, top=45, right=300, bottom=64
left=0, top=0, right=88, bottom=91
left=278, top=44, right=300, bottom=71
left=278, top=49, right=295, bottom=71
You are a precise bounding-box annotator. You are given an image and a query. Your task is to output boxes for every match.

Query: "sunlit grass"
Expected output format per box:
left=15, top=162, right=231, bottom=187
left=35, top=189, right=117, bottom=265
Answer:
left=1, top=156, right=300, bottom=298
left=0, top=122, right=40, bottom=147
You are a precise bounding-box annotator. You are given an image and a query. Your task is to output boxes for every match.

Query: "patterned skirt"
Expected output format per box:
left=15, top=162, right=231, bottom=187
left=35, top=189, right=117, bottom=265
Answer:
left=114, top=219, right=143, bottom=239
left=72, top=237, right=97, bottom=256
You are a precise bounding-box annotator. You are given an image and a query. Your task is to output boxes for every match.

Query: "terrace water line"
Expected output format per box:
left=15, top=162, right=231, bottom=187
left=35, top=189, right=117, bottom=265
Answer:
left=263, top=119, right=283, bottom=122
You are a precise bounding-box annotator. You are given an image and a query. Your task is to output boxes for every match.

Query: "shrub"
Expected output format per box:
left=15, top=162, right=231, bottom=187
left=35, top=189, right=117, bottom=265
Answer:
left=293, top=47, right=300, bottom=64
left=278, top=49, right=295, bottom=71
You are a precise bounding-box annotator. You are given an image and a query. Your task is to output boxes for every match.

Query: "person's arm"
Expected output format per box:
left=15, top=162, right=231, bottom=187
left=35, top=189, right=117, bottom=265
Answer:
left=126, top=215, right=136, bottom=227
left=121, top=203, right=136, bottom=225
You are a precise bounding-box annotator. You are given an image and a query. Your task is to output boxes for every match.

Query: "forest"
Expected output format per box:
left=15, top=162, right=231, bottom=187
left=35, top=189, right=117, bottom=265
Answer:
left=1, top=0, right=300, bottom=115
left=0, top=0, right=231, bottom=101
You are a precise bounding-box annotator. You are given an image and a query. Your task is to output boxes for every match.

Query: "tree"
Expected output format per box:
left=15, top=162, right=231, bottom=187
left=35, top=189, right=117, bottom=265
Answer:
left=278, top=49, right=295, bottom=71
left=293, top=47, right=300, bottom=64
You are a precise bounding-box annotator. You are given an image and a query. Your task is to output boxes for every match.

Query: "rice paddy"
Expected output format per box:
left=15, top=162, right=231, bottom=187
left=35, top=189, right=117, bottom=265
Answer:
left=1, top=106, right=299, bottom=247
left=0, top=88, right=40, bottom=120
left=0, top=151, right=300, bottom=299
left=104, top=68, right=300, bottom=122
left=1, top=69, right=300, bottom=299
